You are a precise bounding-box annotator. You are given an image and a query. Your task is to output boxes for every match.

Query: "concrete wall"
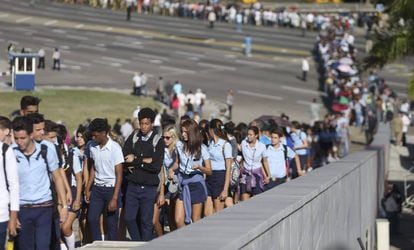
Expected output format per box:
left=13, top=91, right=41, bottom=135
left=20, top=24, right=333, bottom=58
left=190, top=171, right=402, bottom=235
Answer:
left=138, top=124, right=390, bottom=250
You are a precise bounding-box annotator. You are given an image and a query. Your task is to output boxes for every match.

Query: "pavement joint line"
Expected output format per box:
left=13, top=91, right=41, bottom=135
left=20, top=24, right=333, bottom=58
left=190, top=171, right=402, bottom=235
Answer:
left=0, top=11, right=311, bottom=57
left=77, top=44, right=107, bottom=52
left=33, top=37, right=56, bottom=43
left=297, top=100, right=314, bottom=106
left=281, top=85, right=328, bottom=97
left=237, top=90, right=283, bottom=101
left=174, top=51, right=205, bottom=58
left=112, top=42, right=143, bottom=49
left=66, top=34, right=89, bottom=41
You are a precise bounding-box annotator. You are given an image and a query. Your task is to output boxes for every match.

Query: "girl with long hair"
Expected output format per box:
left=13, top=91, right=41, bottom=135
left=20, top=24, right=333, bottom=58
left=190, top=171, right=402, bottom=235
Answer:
left=204, top=119, right=233, bottom=216
left=168, top=119, right=212, bottom=228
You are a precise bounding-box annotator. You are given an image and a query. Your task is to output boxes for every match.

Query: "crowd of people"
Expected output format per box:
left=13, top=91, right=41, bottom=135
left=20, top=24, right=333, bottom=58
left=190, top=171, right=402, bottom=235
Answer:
left=0, top=89, right=359, bottom=250
left=313, top=14, right=411, bottom=148
left=53, top=0, right=381, bottom=34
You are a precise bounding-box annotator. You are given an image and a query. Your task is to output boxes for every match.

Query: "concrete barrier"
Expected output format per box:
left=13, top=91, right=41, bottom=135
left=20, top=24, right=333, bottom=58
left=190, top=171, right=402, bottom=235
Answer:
left=82, top=124, right=390, bottom=249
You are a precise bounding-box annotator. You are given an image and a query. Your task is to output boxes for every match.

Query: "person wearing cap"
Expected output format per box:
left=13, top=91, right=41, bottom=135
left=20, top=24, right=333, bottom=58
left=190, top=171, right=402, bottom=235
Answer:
left=84, top=118, right=124, bottom=241
left=123, top=108, right=165, bottom=241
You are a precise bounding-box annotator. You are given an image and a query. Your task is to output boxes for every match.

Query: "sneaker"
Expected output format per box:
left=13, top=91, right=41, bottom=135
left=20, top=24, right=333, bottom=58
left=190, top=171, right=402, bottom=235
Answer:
left=307, top=167, right=313, bottom=172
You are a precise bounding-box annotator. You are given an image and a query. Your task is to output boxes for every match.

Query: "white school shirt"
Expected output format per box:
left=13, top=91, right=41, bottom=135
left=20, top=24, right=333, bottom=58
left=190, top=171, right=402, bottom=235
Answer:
left=176, top=141, right=209, bottom=175
left=264, top=145, right=296, bottom=178
left=208, top=139, right=232, bottom=171
left=241, top=139, right=266, bottom=170
left=0, top=142, right=19, bottom=222
left=89, top=138, right=124, bottom=187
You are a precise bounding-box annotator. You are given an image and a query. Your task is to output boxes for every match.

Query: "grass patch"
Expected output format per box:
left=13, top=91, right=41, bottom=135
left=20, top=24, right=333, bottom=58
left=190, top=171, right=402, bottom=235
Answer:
left=0, top=88, right=160, bottom=133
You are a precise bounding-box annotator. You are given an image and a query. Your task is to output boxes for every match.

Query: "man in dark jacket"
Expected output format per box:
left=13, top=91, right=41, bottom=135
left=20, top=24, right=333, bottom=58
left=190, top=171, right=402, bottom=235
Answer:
left=123, top=107, right=164, bottom=241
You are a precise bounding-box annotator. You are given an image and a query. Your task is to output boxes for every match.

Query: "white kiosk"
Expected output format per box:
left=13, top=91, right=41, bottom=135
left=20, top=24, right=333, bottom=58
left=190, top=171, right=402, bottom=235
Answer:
left=10, top=52, right=38, bottom=91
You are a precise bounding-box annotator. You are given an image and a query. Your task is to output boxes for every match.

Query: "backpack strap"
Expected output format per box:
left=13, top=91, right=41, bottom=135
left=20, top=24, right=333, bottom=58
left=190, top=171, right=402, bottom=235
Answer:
left=2, top=143, right=10, bottom=192
left=152, top=133, right=161, bottom=152
left=36, top=144, right=50, bottom=173
left=282, top=144, right=290, bottom=178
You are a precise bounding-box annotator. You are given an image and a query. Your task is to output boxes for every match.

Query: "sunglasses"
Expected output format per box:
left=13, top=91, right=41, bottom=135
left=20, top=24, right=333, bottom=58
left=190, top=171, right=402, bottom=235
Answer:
left=163, top=136, right=172, bottom=140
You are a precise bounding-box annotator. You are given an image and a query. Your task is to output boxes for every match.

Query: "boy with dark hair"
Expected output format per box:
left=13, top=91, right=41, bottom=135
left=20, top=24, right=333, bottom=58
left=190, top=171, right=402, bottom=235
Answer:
left=19, top=95, right=41, bottom=116
left=85, top=118, right=124, bottom=241
left=123, top=107, right=165, bottom=241
left=0, top=117, right=18, bottom=250
left=0, top=116, right=12, bottom=144
left=11, top=116, right=68, bottom=250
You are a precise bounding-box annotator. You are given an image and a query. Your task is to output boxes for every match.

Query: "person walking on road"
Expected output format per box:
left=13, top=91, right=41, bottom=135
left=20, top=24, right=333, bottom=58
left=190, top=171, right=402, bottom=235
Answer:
left=52, top=48, right=61, bottom=71
left=37, top=48, right=45, bottom=69
left=244, top=35, right=252, bottom=57
left=226, top=89, right=234, bottom=120
left=208, top=11, right=216, bottom=29
left=126, top=0, right=135, bottom=21
left=301, top=57, right=309, bottom=81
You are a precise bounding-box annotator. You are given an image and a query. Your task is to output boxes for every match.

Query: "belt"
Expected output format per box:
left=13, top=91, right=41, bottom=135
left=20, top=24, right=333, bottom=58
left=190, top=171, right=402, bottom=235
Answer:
left=21, top=200, right=54, bottom=208
left=94, top=184, right=114, bottom=188
left=270, top=176, right=287, bottom=182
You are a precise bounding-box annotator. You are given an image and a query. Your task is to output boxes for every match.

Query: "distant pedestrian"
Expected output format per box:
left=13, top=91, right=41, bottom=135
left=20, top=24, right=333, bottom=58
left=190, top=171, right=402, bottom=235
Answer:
left=126, top=0, right=134, bottom=21
left=382, top=184, right=403, bottom=236
left=133, top=72, right=142, bottom=96
left=244, top=35, right=252, bottom=57
left=52, top=48, right=61, bottom=71
left=140, top=72, right=148, bottom=96
left=37, top=48, right=45, bottom=69
left=236, top=12, right=243, bottom=32
left=391, top=112, right=403, bottom=146
left=208, top=11, right=216, bottom=29
left=301, top=57, right=309, bottom=81
left=226, top=90, right=234, bottom=120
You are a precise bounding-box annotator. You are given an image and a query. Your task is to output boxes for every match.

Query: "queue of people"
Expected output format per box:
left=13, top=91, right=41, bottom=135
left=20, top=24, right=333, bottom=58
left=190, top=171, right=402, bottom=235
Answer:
left=1, top=93, right=336, bottom=249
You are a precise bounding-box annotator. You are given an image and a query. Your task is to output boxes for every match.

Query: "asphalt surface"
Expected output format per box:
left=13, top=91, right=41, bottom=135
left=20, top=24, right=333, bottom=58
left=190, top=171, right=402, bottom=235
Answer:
left=0, top=0, right=409, bottom=123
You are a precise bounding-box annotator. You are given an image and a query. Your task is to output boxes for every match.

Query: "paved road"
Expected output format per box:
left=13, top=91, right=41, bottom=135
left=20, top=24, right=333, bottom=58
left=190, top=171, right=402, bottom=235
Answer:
left=0, top=0, right=409, bottom=123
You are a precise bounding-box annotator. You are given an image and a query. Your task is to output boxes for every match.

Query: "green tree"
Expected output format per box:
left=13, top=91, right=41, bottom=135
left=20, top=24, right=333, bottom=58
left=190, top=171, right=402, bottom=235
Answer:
left=365, top=0, right=414, bottom=100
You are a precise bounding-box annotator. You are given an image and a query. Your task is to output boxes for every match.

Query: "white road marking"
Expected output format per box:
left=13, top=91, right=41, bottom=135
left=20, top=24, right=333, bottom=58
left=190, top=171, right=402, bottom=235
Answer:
left=106, top=27, right=113, bottom=31
left=66, top=35, right=89, bottom=41
left=93, top=60, right=121, bottom=67
left=75, top=24, right=85, bottom=29
left=137, top=53, right=169, bottom=61
left=85, top=32, right=105, bottom=37
left=198, top=62, right=236, bottom=71
left=225, top=54, right=237, bottom=59
left=281, top=85, right=327, bottom=97
left=102, top=56, right=130, bottom=64
left=78, top=44, right=107, bottom=52
left=16, top=17, right=32, bottom=23
left=237, top=90, right=283, bottom=101
left=112, top=42, right=143, bottom=49
left=179, top=29, right=204, bottom=35
left=174, top=51, right=205, bottom=58
left=0, top=13, right=9, bottom=18
left=96, top=43, right=106, bottom=47
left=32, top=36, right=55, bottom=43
left=231, top=47, right=242, bottom=51
left=150, top=60, right=162, bottom=64
left=204, top=39, right=215, bottom=43
left=119, top=69, right=135, bottom=75
left=188, top=57, right=199, bottom=61
left=160, top=66, right=195, bottom=74
left=44, top=20, right=58, bottom=26
left=52, top=29, right=67, bottom=34
left=235, top=60, right=274, bottom=68
left=60, top=64, right=81, bottom=70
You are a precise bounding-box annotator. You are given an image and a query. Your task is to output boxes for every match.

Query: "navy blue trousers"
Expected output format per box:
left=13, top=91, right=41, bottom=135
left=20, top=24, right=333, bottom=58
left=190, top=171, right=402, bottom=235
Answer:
left=88, top=186, right=120, bottom=241
left=16, top=206, right=53, bottom=250
left=0, top=221, right=7, bottom=250
left=124, top=184, right=157, bottom=241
